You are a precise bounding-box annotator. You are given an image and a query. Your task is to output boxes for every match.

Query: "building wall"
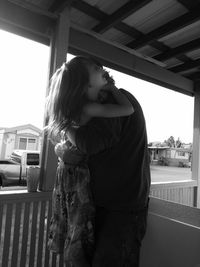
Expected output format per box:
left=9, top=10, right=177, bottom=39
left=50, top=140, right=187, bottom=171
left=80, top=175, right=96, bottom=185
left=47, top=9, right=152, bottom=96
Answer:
left=17, top=129, right=40, bottom=136
left=169, top=149, right=189, bottom=160
left=4, top=133, right=16, bottom=159
left=0, top=126, right=42, bottom=159
left=149, top=147, right=191, bottom=167
left=15, top=134, right=39, bottom=150
left=0, top=130, right=4, bottom=159
left=149, top=148, right=167, bottom=162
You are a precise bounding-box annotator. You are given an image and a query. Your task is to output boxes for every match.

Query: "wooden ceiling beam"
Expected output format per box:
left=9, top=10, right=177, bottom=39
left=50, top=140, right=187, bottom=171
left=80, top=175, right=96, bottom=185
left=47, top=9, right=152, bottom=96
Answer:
left=71, top=1, right=173, bottom=54
left=92, top=0, right=152, bottom=34
left=168, top=58, right=200, bottom=73
left=0, top=0, right=195, bottom=92
left=69, top=27, right=194, bottom=96
left=0, top=18, right=50, bottom=45
left=128, top=9, right=200, bottom=49
left=73, top=0, right=191, bottom=66
left=73, top=1, right=176, bottom=62
left=154, top=37, right=200, bottom=61
left=72, top=0, right=142, bottom=39
left=8, top=0, right=57, bottom=19
left=0, top=0, right=55, bottom=42
left=72, top=0, right=104, bottom=20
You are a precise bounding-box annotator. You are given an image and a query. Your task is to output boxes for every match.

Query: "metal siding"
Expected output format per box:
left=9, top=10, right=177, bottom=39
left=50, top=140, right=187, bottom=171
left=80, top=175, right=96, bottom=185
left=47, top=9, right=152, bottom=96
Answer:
left=71, top=7, right=99, bottom=29
left=123, top=0, right=187, bottom=33
left=83, top=0, right=130, bottom=14
left=150, top=186, right=195, bottom=207
left=159, top=20, right=200, bottom=48
left=102, top=28, right=134, bottom=44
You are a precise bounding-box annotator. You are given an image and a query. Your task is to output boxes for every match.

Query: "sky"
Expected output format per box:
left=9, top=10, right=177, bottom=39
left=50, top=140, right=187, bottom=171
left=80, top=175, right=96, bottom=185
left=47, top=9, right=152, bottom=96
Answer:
left=0, top=29, right=194, bottom=143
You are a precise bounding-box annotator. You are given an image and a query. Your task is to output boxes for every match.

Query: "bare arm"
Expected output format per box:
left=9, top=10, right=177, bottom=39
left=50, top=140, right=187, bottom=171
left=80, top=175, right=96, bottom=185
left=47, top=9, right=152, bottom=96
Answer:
left=67, top=117, right=121, bottom=155
left=84, top=86, right=134, bottom=118
left=83, top=102, right=132, bottom=117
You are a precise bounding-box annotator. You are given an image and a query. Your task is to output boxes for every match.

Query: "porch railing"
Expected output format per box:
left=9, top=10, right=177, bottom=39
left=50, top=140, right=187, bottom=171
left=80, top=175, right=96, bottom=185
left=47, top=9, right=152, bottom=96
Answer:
left=0, top=179, right=198, bottom=267
left=150, top=180, right=198, bottom=207
left=0, top=191, right=63, bottom=267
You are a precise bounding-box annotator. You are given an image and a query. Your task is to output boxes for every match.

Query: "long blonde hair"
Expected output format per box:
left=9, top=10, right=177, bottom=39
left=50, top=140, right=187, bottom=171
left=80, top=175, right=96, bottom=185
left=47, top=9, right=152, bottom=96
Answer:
left=45, top=56, right=103, bottom=143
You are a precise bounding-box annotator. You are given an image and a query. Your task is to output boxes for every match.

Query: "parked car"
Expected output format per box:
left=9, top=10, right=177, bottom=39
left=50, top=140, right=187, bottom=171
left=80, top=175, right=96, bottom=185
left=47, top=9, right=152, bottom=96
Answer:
left=0, top=159, right=24, bottom=186
left=0, top=150, right=40, bottom=187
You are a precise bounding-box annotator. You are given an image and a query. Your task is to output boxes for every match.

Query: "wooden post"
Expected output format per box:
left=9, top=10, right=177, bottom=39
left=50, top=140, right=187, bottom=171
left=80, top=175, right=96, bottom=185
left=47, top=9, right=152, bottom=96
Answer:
left=192, top=82, right=200, bottom=207
left=39, top=4, right=71, bottom=191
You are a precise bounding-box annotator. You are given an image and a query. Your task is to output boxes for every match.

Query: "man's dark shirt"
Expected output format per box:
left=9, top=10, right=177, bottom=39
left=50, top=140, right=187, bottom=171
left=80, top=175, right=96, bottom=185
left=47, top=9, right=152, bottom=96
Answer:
left=76, top=89, right=151, bottom=212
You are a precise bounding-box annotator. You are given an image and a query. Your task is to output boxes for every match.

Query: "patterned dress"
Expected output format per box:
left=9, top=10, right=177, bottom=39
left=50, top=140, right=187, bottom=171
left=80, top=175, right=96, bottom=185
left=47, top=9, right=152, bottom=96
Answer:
left=48, top=140, right=95, bottom=266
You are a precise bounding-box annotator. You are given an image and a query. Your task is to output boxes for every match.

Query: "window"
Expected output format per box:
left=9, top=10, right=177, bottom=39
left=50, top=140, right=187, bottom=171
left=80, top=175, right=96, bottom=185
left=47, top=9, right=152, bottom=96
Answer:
left=19, top=138, right=36, bottom=150
left=27, top=138, right=36, bottom=150
left=19, top=138, right=27, bottom=150
left=166, top=150, right=171, bottom=158
left=26, top=153, right=40, bottom=165
left=178, top=151, right=185, bottom=157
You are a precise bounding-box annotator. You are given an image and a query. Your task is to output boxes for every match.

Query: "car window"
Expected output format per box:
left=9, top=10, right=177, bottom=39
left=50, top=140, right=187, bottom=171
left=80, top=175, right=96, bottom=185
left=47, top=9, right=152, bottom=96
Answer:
left=27, top=153, right=40, bottom=165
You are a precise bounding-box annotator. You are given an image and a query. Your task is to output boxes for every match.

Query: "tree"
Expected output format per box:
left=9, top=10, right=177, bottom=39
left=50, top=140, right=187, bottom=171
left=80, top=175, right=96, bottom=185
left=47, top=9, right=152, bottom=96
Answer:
left=175, top=137, right=182, bottom=148
left=165, top=136, right=175, bottom=148
left=164, top=136, right=183, bottom=148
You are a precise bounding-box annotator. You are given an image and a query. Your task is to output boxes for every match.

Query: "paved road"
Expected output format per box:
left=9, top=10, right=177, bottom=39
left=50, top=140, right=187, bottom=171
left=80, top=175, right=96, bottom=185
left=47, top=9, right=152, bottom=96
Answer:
left=151, top=165, right=192, bottom=183
left=0, top=165, right=193, bottom=191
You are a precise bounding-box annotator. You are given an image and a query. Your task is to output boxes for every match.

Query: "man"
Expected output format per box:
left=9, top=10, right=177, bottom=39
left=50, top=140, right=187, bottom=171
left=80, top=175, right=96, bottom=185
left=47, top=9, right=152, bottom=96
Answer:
left=70, top=67, right=151, bottom=267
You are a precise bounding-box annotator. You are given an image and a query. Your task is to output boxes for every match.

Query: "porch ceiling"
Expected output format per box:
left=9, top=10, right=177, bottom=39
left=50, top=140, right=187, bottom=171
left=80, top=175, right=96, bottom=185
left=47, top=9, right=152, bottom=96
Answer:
left=2, top=0, right=200, bottom=95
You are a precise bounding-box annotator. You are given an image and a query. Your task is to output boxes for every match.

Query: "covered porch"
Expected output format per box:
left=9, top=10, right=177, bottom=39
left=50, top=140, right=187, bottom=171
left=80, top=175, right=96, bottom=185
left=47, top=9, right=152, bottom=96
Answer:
left=1, top=0, right=200, bottom=266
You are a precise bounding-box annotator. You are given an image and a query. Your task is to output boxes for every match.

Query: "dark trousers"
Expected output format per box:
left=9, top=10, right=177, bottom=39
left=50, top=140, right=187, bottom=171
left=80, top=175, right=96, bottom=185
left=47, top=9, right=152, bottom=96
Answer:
left=92, top=206, right=148, bottom=267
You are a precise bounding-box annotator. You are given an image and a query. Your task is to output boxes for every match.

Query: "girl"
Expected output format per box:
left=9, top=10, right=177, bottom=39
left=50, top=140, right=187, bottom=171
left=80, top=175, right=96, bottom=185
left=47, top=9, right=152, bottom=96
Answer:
left=46, top=56, right=134, bottom=266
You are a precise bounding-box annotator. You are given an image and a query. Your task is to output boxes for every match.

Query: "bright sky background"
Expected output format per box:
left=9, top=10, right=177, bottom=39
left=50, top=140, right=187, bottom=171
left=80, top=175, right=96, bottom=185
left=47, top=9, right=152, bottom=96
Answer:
left=0, top=29, right=194, bottom=143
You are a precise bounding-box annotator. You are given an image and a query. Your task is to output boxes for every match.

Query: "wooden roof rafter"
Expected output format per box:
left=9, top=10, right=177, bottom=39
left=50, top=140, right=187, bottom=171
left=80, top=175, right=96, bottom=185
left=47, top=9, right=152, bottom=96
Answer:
left=70, top=0, right=171, bottom=54
left=92, top=0, right=152, bottom=34
left=72, top=0, right=143, bottom=39
left=49, top=0, right=74, bottom=13
left=168, top=58, right=200, bottom=73
left=47, top=0, right=200, bottom=78
left=0, top=0, right=55, bottom=45
left=1, top=0, right=200, bottom=87
left=186, top=71, right=200, bottom=81
left=69, top=27, right=193, bottom=96
left=176, top=0, right=200, bottom=11
left=69, top=0, right=192, bottom=67
left=127, top=8, right=200, bottom=50
left=154, top=37, right=200, bottom=62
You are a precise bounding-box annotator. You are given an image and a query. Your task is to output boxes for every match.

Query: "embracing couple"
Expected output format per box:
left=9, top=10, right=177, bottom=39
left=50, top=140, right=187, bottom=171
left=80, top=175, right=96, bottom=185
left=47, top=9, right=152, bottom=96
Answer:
left=46, top=56, right=151, bottom=267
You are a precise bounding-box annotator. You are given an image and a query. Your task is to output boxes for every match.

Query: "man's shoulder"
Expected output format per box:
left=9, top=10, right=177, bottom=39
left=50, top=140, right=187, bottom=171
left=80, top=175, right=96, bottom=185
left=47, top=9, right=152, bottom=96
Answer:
left=119, top=88, right=134, bottom=98
left=119, top=88, right=141, bottom=108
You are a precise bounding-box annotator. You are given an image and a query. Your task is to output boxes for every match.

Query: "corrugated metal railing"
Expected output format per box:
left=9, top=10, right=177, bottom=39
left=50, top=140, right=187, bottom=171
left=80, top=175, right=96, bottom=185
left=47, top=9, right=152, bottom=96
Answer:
left=0, top=191, right=63, bottom=267
left=150, top=180, right=198, bottom=207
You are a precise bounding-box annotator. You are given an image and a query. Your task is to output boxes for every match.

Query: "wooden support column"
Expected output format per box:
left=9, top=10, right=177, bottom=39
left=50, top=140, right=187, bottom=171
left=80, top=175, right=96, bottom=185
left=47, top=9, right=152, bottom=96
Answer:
left=39, top=5, right=71, bottom=191
left=192, top=82, right=200, bottom=207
